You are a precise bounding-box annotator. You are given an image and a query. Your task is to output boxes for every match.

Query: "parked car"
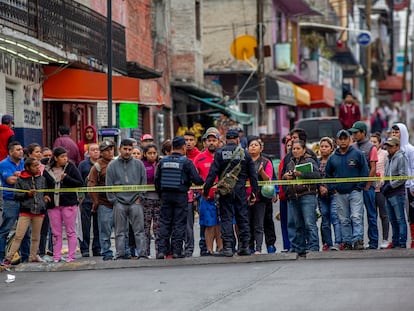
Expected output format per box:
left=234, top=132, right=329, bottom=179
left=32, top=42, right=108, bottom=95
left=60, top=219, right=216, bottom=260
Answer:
left=294, top=117, right=343, bottom=155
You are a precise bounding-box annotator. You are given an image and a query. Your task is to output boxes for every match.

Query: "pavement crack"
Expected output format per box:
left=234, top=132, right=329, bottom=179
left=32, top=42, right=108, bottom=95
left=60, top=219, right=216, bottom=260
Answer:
left=194, top=264, right=285, bottom=311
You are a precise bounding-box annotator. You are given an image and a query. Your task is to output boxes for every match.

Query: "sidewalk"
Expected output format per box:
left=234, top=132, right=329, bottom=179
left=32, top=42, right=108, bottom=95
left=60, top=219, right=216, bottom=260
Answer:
left=6, top=248, right=414, bottom=273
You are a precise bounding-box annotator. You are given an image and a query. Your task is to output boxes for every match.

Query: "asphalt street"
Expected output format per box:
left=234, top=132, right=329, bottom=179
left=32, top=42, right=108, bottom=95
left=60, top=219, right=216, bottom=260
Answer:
left=1, top=257, right=414, bottom=311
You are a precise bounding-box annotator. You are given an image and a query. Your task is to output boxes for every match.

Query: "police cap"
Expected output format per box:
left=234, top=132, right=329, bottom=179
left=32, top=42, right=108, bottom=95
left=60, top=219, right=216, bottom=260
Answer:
left=172, top=136, right=186, bottom=149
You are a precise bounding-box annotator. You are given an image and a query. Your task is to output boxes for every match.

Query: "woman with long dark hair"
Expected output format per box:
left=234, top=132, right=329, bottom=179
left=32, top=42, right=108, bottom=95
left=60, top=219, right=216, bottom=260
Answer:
left=43, top=147, right=83, bottom=262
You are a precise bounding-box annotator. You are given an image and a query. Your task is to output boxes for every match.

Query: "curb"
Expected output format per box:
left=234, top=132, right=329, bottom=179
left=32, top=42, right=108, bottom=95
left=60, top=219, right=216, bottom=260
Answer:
left=5, top=249, right=414, bottom=273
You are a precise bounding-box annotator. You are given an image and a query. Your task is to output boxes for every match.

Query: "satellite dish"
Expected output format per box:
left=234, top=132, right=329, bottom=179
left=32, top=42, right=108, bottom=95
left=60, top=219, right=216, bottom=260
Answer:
left=230, top=35, right=257, bottom=66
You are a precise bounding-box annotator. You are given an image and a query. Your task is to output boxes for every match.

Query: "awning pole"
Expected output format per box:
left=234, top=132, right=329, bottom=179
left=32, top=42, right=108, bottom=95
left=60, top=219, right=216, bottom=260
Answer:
left=107, top=0, right=113, bottom=127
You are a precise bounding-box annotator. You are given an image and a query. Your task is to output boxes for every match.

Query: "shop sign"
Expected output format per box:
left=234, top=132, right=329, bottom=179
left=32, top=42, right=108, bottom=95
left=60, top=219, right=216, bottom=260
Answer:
left=0, top=51, right=41, bottom=83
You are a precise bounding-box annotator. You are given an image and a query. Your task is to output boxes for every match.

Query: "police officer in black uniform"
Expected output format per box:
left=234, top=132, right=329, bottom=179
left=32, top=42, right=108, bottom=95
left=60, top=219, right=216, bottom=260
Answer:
left=155, top=136, right=204, bottom=259
left=203, top=129, right=259, bottom=257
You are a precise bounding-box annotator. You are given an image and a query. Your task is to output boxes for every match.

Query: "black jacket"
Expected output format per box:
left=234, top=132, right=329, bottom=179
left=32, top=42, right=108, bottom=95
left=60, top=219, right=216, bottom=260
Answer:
left=43, top=161, right=83, bottom=208
left=14, top=171, right=47, bottom=215
left=203, top=142, right=259, bottom=196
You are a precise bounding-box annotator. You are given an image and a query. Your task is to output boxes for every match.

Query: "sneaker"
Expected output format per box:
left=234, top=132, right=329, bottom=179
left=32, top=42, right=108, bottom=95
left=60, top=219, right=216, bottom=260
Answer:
left=172, top=253, right=185, bottom=259
left=156, top=253, right=165, bottom=260
left=343, top=243, right=353, bottom=250
left=353, top=240, right=364, bottom=250
left=41, top=255, right=53, bottom=263
left=30, top=255, right=44, bottom=263
left=253, top=251, right=261, bottom=255
left=214, top=248, right=233, bottom=257
left=1, top=259, right=11, bottom=266
left=115, top=255, right=132, bottom=260
left=380, top=240, right=392, bottom=249
left=400, top=244, right=407, bottom=248
left=138, top=255, right=151, bottom=259
left=53, top=258, right=67, bottom=263
left=81, top=252, right=90, bottom=258
left=103, top=256, right=114, bottom=261
left=331, top=244, right=339, bottom=251
left=339, top=243, right=345, bottom=251
left=322, top=244, right=330, bottom=251
left=237, top=248, right=251, bottom=256
left=267, top=245, right=276, bottom=254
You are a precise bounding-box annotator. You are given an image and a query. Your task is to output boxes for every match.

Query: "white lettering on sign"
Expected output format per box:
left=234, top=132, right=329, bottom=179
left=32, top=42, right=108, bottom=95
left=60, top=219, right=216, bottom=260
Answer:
left=163, top=162, right=180, bottom=168
left=222, top=150, right=241, bottom=160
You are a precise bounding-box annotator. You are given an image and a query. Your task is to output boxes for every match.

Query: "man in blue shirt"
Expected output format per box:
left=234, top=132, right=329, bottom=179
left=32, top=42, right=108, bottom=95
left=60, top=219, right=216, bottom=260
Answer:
left=0, top=141, right=30, bottom=263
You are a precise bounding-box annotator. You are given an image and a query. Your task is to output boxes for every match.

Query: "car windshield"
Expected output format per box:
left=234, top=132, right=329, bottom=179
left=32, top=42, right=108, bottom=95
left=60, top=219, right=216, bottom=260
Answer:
left=296, top=119, right=342, bottom=142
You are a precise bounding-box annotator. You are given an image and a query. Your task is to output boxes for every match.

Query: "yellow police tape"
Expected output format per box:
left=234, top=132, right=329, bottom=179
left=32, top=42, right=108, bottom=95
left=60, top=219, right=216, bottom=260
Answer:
left=0, top=175, right=412, bottom=193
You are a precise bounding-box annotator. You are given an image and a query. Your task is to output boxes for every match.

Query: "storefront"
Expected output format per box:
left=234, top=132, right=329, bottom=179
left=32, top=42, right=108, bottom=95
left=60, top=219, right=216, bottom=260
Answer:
left=0, top=51, right=43, bottom=146
left=42, top=66, right=161, bottom=147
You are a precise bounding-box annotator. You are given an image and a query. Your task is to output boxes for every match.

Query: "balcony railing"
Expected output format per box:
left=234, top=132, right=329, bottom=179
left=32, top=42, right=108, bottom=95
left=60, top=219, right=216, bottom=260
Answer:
left=0, top=0, right=126, bottom=72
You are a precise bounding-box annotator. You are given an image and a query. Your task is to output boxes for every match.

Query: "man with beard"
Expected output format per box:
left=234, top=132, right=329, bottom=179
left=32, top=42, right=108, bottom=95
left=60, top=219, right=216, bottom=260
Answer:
left=194, top=129, right=223, bottom=255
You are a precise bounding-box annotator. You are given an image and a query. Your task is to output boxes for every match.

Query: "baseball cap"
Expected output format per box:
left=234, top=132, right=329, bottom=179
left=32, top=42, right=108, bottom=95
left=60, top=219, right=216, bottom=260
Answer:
left=383, top=137, right=400, bottom=146
left=1, top=114, right=14, bottom=125
left=226, top=129, right=239, bottom=139
left=99, top=140, right=115, bottom=151
left=349, top=121, right=367, bottom=133
left=336, top=129, right=351, bottom=138
left=141, top=134, right=154, bottom=141
left=206, top=131, right=219, bottom=139
left=172, top=136, right=186, bottom=149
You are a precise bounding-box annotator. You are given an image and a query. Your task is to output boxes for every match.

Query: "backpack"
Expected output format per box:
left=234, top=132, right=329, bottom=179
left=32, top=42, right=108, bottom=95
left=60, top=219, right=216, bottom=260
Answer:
left=216, top=146, right=245, bottom=196
left=87, top=162, right=102, bottom=184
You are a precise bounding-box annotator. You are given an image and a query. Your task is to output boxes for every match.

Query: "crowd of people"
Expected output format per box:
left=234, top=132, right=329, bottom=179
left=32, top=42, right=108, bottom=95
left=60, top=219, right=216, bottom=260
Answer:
left=0, top=111, right=414, bottom=266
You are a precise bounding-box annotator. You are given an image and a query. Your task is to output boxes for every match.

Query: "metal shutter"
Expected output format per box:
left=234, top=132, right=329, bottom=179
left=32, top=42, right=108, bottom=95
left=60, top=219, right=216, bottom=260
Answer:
left=6, top=88, right=14, bottom=115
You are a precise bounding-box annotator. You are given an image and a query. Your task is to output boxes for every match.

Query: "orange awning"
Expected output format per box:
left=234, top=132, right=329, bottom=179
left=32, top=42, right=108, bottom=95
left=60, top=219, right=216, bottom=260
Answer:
left=43, top=66, right=140, bottom=102
left=378, top=75, right=403, bottom=91
left=292, top=84, right=311, bottom=106
left=300, top=84, right=335, bottom=108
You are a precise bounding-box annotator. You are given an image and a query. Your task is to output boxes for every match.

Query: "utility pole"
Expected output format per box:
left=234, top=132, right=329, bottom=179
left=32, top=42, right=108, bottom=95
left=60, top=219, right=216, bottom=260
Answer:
left=107, top=0, right=113, bottom=127
left=402, top=0, right=411, bottom=103
left=256, top=0, right=266, bottom=133
left=365, top=0, right=372, bottom=110
left=402, top=0, right=411, bottom=128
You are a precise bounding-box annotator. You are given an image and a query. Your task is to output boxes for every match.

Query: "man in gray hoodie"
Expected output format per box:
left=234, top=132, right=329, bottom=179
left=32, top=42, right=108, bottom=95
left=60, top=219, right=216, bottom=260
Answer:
left=106, top=139, right=147, bottom=259
left=391, top=123, right=414, bottom=247
left=382, top=137, right=408, bottom=248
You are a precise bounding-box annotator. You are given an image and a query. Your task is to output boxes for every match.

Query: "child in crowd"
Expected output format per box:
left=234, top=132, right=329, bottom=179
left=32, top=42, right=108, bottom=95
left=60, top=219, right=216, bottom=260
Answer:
left=318, top=137, right=342, bottom=251
left=2, top=158, right=50, bottom=266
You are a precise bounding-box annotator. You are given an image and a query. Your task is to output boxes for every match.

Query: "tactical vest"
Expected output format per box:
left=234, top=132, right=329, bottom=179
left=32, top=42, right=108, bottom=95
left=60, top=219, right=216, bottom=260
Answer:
left=160, top=155, right=187, bottom=192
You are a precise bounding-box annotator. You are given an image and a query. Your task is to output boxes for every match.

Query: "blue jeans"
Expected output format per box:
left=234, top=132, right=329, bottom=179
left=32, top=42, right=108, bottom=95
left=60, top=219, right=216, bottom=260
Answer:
left=363, top=187, right=379, bottom=248
left=97, top=205, right=114, bottom=259
left=0, top=200, right=30, bottom=261
left=288, top=194, right=319, bottom=253
left=385, top=194, right=407, bottom=247
left=279, top=200, right=291, bottom=251
left=319, top=194, right=342, bottom=246
left=335, top=191, right=364, bottom=244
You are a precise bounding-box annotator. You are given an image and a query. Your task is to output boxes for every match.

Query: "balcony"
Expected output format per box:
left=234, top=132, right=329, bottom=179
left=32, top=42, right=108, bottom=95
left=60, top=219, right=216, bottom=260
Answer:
left=0, top=0, right=126, bottom=72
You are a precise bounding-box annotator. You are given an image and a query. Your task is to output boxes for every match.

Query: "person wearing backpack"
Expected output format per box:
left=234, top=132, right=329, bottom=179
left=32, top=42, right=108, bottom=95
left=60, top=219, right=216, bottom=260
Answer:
left=203, top=129, right=259, bottom=257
